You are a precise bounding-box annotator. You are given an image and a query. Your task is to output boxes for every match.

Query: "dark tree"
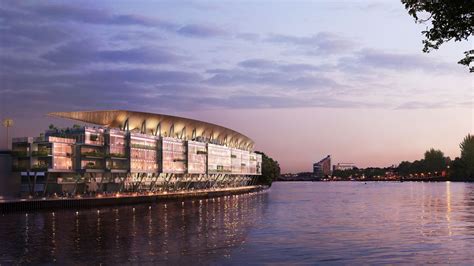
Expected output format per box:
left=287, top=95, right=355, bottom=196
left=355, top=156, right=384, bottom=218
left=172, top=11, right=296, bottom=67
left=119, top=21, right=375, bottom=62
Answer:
left=423, top=148, right=447, bottom=173
left=396, top=148, right=450, bottom=177
left=402, top=0, right=474, bottom=72
left=449, top=157, right=467, bottom=181
left=460, top=134, right=474, bottom=178
left=255, top=151, right=280, bottom=186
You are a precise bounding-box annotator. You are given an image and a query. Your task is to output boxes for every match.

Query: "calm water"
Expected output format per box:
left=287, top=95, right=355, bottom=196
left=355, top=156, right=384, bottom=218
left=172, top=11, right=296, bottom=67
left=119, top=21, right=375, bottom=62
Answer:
left=1, top=182, right=474, bottom=264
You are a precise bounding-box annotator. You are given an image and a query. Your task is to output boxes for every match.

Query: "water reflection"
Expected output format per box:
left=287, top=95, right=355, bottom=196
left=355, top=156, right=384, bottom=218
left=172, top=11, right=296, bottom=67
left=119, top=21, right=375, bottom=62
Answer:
left=0, top=192, right=268, bottom=264
left=229, top=182, right=474, bottom=264
left=1, top=182, right=474, bottom=264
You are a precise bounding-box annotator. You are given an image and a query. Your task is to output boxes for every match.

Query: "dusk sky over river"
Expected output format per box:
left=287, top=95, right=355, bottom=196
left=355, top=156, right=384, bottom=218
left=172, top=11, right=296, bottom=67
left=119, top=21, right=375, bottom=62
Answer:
left=1, top=1, right=474, bottom=265
left=0, top=0, right=472, bottom=172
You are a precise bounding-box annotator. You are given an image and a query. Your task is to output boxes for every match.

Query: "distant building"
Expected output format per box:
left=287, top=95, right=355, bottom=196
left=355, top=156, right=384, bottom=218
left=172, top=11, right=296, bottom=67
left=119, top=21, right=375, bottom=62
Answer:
left=333, top=163, right=356, bottom=171
left=313, top=155, right=331, bottom=178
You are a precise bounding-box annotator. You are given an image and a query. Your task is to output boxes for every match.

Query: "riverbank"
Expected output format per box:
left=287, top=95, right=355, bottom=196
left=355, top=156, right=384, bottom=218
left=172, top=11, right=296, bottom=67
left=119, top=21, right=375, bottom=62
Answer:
left=276, top=177, right=472, bottom=182
left=0, top=185, right=267, bottom=212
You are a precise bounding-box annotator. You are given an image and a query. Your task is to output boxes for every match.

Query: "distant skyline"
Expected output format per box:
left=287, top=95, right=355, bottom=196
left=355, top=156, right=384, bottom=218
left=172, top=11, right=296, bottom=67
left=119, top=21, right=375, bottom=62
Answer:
left=0, top=0, right=472, bottom=173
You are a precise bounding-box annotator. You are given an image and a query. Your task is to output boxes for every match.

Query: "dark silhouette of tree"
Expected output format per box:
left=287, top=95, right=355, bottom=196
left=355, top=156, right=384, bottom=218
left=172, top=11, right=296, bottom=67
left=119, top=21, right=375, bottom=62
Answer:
left=402, top=0, right=474, bottom=72
left=424, top=148, right=447, bottom=172
left=460, top=134, right=474, bottom=178
left=255, top=151, right=280, bottom=186
left=396, top=148, right=449, bottom=176
left=449, top=157, right=467, bottom=181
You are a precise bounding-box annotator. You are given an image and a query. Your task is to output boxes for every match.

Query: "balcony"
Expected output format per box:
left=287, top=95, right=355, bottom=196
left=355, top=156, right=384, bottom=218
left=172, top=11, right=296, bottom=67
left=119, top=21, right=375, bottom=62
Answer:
left=83, top=162, right=104, bottom=170
left=12, top=151, right=29, bottom=157
left=107, top=166, right=129, bottom=173
left=130, top=143, right=156, bottom=150
left=107, top=153, right=127, bottom=159
left=32, top=150, right=51, bottom=157
left=12, top=165, right=29, bottom=172
left=81, top=151, right=105, bottom=158
left=31, top=162, right=49, bottom=171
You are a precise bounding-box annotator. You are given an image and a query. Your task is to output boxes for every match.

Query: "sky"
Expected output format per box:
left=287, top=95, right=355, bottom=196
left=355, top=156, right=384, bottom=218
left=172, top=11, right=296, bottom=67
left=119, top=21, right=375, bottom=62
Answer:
left=0, top=0, right=472, bottom=173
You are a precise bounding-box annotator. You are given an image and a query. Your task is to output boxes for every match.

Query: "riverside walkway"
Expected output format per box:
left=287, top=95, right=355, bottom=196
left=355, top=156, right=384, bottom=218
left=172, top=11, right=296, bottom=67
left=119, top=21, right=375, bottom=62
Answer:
left=0, top=186, right=266, bottom=212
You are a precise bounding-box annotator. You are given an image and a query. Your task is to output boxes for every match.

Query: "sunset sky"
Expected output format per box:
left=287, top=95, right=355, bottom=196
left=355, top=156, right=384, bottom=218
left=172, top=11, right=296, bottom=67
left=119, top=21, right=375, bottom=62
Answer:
left=0, top=0, right=472, bottom=173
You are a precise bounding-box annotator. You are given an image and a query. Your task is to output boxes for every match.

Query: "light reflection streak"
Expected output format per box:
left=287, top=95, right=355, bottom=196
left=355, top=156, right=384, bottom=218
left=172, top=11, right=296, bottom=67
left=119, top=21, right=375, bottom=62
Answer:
left=446, top=182, right=452, bottom=236
left=5, top=191, right=267, bottom=264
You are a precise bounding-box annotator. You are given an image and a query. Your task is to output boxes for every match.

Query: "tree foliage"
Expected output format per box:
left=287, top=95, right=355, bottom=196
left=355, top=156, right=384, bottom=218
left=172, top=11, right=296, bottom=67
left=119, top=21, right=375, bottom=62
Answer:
left=459, top=134, right=474, bottom=178
left=255, top=151, right=280, bottom=186
left=332, top=167, right=389, bottom=179
left=424, top=148, right=447, bottom=172
left=397, top=148, right=449, bottom=176
left=402, top=0, right=474, bottom=72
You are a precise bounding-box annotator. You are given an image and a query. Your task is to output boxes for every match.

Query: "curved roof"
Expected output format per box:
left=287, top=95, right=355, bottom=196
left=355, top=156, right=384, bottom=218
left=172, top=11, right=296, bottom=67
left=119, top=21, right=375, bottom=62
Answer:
left=48, top=110, right=254, bottom=150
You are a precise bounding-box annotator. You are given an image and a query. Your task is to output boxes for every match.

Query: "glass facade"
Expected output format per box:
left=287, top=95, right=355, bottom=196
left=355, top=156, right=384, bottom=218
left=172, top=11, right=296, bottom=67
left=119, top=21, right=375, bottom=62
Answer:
left=50, top=137, right=74, bottom=171
left=241, top=151, right=250, bottom=174
left=31, top=142, right=52, bottom=171
left=106, top=129, right=128, bottom=171
left=208, top=144, right=231, bottom=173
left=256, top=153, right=262, bottom=175
left=187, top=141, right=207, bottom=174
left=11, top=138, right=32, bottom=171
left=161, top=137, right=186, bottom=173
left=249, top=153, right=258, bottom=175
left=107, top=130, right=127, bottom=156
left=84, top=128, right=104, bottom=146
left=130, top=133, right=158, bottom=173
left=231, top=148, right=243, bottom=174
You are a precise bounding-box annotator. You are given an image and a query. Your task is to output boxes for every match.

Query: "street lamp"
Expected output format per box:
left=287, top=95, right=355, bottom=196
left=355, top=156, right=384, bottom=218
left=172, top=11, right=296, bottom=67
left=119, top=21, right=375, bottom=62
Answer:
left=2, top=118, right=13, bottom=150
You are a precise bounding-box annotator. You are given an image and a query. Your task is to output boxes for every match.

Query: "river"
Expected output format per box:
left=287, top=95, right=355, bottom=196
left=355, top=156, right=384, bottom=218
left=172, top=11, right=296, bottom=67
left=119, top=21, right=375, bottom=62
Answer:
left=1, top=182, right=473, bottom=264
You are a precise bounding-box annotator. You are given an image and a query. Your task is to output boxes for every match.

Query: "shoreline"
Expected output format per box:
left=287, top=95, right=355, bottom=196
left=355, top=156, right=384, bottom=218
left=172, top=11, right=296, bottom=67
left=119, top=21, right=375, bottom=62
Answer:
left=275, top=179, right=472, bottom=182
left=0, top=185, right=267, bottom=213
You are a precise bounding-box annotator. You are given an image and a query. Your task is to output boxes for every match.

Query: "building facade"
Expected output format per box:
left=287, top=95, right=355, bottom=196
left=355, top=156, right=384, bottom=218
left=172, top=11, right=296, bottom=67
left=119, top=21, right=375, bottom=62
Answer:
left=333, top=163, right=356, bottom=171
left=313, top=155, right=331, bottom=178
left=11, top=110, right=262, bottom=195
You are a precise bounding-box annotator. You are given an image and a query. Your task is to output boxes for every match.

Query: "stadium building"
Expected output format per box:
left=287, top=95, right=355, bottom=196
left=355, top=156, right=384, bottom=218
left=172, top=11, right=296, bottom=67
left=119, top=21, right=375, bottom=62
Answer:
left=11, top=110, right=262, bottom=195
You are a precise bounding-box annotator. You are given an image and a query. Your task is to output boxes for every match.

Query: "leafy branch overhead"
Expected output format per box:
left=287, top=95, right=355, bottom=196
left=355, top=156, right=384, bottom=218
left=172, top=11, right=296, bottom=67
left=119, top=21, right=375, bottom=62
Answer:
left=402, top=0, right=474, bottom=72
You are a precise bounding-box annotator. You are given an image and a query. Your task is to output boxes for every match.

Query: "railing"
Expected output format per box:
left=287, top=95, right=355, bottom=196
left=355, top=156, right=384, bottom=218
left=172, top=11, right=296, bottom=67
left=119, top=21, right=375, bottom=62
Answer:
left=130, top=144, right=156, bottom=150
left=31, top=163, right=49, bottom=171
left=32, top=150, right=51, bottom=157
left=12, top=166, right=28, bottom=172
left=81, top=151, right=105, bottom=157
left=107, top=153, right=127, bottom=158
left=107, top=167, right=129, bottom=170
left=13, top=137, right=33, bottom=143
left=12, top=151, right=28, bottom=157
left=83, top=164, right=104, bottom=169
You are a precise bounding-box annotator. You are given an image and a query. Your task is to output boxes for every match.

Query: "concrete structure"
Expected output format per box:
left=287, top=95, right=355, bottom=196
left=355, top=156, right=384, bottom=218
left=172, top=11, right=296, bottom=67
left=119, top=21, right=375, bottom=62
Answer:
left=313, top=155, right=331, bottom=178
left=0, top=151, right=20, bottom=199
left=11, top=110, right=262, bottom=196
